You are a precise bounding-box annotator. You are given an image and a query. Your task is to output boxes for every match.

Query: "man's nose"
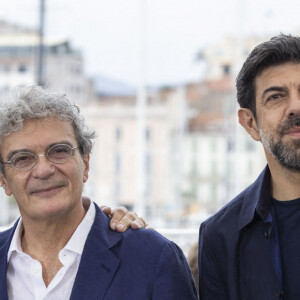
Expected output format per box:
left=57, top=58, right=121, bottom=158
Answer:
left=287, top=91, right=300, bottom=117
left=31, top=155, right=55, bottom=178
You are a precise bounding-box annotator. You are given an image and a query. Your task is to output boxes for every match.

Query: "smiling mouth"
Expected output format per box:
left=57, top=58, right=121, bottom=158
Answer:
left=30, top=185, right=65, bottom=195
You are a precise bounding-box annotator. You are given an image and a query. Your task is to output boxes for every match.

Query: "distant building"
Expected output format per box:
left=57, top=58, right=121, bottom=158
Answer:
left=0, top=20, right=93, bottom=104
left=0, top=29, right=270, bottom=227
left=80, top=35, right=272, bottom=225
left=198, top=36, right=267, bottom=80
left=82, top=87, right=192, bottom=225
left=181, top=35, right=269, bottom=218
left=0, top=20, right=94, bottom=225
left=92, top=75, right=136, bottom=98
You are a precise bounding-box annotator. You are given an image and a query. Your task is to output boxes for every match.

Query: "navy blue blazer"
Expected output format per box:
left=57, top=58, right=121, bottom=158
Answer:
left=0, top=203, right=197, bottom=299
left=199, top=166, right=283, bottom=300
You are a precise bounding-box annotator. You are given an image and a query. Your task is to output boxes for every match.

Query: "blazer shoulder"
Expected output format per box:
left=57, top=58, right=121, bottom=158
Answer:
left=121, top=227, right=171, bottom=251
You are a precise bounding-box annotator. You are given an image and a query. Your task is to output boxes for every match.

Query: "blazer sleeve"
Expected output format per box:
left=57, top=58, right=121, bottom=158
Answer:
left=198, top=222, right=229, bottom=300
left=151, top=241, right=198, bottom=300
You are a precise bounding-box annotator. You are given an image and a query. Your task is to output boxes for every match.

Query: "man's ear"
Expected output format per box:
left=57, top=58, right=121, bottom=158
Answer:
left=238, top=108, right=260, bottom=141
left=82, top=153, right=90, bottom=183
left=0, top=172, right=12, bottom=196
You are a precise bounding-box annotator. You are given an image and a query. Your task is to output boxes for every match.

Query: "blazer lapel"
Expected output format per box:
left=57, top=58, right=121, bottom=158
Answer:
left=0, top=223, right=18, bottom=300
left=70, top=205, right=121, bottom=300
left=0, top=243, right=9, bottom=300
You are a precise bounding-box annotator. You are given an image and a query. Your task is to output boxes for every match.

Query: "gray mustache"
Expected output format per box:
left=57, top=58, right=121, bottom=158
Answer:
left=279, top=116, right=300, bottom=134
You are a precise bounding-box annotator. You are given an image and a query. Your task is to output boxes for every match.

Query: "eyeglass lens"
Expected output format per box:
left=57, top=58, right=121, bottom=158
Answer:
left=10, top=144, right=74, bottom=169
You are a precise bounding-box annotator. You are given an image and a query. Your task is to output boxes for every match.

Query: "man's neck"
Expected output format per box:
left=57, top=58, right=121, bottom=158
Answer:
left=267, top=157, right=300, bottom=201
left=19, top=201, right=87, bottom=286
left=21, top=203, right=87, bottom=255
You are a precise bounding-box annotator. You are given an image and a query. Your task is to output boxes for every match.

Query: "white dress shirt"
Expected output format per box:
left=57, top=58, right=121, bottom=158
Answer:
left=7, top=199, right=96, bottom=300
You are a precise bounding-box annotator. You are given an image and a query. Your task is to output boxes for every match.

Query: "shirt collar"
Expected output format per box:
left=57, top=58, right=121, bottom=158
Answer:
left=238, top=165, right=272, bottom=230
left=7, top=197, right=96, bottom=262
left=7, top=218, right=23, bottom=262
left=63, top=197, right=95, bottom=255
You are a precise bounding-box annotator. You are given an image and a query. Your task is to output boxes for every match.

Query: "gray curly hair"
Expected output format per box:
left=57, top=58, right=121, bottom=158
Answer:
left=0, top=86, right=96, bottom=157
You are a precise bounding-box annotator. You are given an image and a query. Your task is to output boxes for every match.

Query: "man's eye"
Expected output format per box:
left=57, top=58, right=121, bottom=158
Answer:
left=15, top=155, right=31, bottom=162
left=51, top=145, right=70, bottom=153
left=49, top=145, right=71, bottom=158
left=267, top=94, right=283, bottom=101
left=12, top=154, right=34, bottom=166
left=54, top=147, right=68, bottom=153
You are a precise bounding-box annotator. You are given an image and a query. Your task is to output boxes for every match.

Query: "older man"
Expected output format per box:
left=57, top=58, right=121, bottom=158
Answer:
left=199, top=34, right=300, bottom=299
left=0, top=86, right=197, bottom=300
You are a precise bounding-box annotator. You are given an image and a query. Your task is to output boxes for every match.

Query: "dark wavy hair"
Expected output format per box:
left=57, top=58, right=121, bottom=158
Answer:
left=236, top=34, right=300, bottom=119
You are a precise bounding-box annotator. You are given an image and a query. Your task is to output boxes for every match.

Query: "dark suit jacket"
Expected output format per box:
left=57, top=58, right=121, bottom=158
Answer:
left=199, top=166, right=283, bottom=300
left=0, top=203, right=197, bottom=299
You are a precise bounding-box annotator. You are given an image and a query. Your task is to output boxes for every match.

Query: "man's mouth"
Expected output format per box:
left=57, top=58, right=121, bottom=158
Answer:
left=285, top=126, right=300, bottom=135
left=29, top=184, right=66, bottom=195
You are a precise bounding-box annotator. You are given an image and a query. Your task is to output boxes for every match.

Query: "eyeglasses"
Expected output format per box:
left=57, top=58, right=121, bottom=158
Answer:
left=2, top=144, right=78, bottom=171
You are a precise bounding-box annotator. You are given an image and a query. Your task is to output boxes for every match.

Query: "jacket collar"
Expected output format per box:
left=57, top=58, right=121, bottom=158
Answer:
left=70, top=203, right=122, bottom=300
left=0, top=204, right=122, bottom=300
left=239, top=165, right=272, bottom=230
left=0, top=220, right=18, bottom=300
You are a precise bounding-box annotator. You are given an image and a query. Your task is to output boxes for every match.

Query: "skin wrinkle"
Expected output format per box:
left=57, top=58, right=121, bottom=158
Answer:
left=255, top=65, right=300, bottom=171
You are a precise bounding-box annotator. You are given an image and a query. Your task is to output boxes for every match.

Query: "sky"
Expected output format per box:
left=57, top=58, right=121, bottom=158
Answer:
left=1, top=0, right=300, bottom=86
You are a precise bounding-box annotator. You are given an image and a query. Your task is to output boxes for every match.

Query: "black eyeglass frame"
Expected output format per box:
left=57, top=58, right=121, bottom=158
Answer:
left=1, top=143, right=78, bottom=171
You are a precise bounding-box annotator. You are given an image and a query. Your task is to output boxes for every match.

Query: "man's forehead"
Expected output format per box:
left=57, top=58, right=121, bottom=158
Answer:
left=1, top=118, right=76, bottom=154
left=14, top=117, right=72, bottom=133
left=254, top=63, right=300, bottom=97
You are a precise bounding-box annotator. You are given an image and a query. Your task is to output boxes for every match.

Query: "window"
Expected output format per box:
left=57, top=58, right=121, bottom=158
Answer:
left=18, top=64, right=28, bottom=73
left=115, top=152, right=121, bottom=174
left=145, top=153, right=152, bottom=174
left=0, top=65, right=10, bottom=73
left=222, top=64, right=231, bottom=75
left=227, top=137, right=235, bottom=152
left=145, top=180, right=152, bottom=197
left=115, top=127, right=122, bottom=141
left=145, top=127, right=151, bottom=141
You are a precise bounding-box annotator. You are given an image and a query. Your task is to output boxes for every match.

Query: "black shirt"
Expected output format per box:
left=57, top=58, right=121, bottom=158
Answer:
left=272, top=197, right=300, bottom=300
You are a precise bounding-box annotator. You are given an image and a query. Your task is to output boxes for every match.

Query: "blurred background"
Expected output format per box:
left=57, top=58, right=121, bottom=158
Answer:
left=0, top=0, right=299, bottom=255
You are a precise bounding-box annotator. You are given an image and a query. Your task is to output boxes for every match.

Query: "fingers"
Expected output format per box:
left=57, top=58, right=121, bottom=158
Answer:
left=109, top=206, right=130, bottom=231
left=113, top=211, right=139, bottom=232
left=131, top=217, right=148, bottom=230
left=107, top=205, right=149, bottom=232
left=100, top=206, right=112, bottom=218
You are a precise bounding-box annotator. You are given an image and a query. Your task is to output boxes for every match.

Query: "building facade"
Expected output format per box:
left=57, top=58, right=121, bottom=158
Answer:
left=0, top=21, right=92, bottom=104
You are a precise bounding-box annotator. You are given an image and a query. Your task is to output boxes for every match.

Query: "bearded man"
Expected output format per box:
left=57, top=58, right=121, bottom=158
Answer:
left=199, top=34, right=300, bottom=300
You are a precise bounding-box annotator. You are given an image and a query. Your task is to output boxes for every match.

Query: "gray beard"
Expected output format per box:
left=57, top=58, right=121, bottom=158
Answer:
left=259, top=128, right=300, bottom=171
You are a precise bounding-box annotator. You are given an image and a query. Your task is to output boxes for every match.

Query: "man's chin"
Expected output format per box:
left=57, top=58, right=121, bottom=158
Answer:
left=277, top=155, right=300, bottom=171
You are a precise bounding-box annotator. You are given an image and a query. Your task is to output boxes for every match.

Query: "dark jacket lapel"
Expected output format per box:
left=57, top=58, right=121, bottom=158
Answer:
left=0, top=221, right=18, bottom=300
left=70, top=204, right=121, bottom=300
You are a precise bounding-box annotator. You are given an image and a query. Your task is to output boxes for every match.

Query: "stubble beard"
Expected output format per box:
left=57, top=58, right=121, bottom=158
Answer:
left=258, top=116, right=300, bottom=171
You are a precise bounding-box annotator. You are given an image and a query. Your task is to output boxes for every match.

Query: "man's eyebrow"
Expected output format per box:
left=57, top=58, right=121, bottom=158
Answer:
left=261, top=86, right=288, bottom=100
